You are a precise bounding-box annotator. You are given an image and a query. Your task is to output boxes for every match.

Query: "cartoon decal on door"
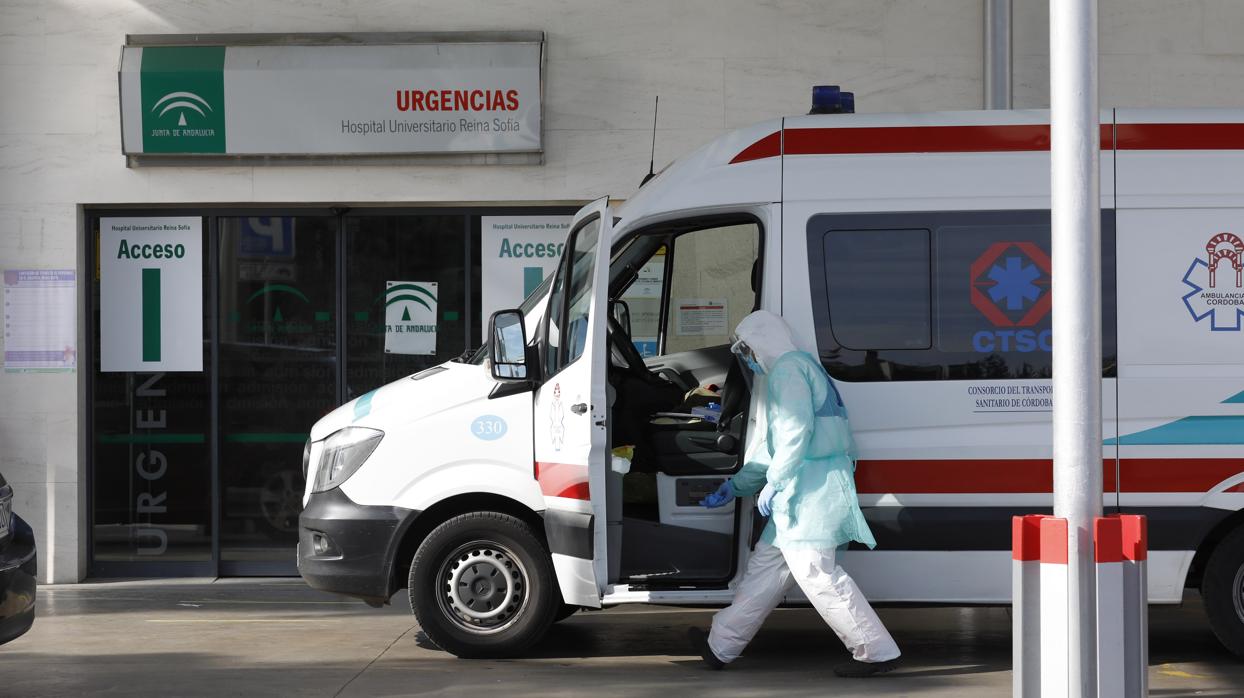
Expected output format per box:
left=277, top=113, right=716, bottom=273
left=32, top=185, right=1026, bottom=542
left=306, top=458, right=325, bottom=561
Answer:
left=549, top=382, right=565, bottom=451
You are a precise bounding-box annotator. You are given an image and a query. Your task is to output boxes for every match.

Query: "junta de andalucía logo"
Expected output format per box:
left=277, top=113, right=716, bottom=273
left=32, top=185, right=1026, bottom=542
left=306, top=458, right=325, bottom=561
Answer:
left=151, top=91, right=214, bottom=130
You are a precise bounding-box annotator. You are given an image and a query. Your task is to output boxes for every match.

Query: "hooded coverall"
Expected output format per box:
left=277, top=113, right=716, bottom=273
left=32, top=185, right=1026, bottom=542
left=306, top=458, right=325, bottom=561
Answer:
left=707, top=310, right=901, bottom=665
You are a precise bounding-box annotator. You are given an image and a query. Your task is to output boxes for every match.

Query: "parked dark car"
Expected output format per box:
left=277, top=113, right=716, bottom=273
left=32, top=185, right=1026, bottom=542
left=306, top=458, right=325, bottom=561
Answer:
left=0, top=471, right=36, bottom=645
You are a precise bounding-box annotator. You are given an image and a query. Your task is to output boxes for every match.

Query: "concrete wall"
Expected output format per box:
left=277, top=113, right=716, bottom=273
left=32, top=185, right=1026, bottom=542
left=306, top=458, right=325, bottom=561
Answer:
left=4, top=0, right=1244, bottom=581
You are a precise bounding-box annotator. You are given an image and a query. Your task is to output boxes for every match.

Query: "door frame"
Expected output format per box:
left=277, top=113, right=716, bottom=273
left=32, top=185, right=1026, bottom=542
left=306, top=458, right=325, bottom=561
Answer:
left=84, top=204, right=578, bottom=577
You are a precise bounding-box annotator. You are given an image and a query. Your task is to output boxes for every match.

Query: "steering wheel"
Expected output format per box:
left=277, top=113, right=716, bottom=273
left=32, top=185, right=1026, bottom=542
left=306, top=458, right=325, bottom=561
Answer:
left=608, top=314, right=652, bottom=378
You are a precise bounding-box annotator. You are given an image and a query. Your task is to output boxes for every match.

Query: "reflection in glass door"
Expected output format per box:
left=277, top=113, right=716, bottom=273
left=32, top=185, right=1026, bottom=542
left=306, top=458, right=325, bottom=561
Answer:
left=91, top=217, right=214, bottom=571
left=217, top=216, right=338, bottom=572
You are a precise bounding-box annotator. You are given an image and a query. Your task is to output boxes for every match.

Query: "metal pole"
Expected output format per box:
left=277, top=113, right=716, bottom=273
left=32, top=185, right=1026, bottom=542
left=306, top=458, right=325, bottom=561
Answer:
left=985, top=0, right=1013, bottom=109
left=1050, top=0, right=1102, bottom=696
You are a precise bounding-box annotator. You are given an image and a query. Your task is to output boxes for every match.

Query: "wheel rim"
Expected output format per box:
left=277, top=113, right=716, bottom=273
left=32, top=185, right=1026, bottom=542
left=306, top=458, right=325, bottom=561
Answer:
left=259, top=470, right=303, bottom=533
left=436, top=541, right=529, bottom=635
left=1233, top=562, right=1244, bottom=624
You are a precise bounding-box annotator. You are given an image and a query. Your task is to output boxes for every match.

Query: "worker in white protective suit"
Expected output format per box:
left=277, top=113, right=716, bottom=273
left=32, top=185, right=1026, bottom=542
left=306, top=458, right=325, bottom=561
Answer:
left=688, top=310, right=901, bottom=677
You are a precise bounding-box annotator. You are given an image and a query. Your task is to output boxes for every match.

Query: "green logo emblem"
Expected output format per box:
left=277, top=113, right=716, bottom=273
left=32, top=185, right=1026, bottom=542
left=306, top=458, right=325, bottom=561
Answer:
left=140, top=47, right=226, bottom=153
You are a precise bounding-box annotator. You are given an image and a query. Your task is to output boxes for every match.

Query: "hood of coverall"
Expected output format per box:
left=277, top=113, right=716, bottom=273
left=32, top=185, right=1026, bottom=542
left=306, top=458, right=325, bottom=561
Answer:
left=733, top=310, right=799, bottom=374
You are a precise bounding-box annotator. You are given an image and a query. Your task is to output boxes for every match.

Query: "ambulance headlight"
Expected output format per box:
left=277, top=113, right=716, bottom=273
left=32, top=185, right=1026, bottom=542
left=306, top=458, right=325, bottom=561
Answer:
left=312, top=427, right=384, bottom=493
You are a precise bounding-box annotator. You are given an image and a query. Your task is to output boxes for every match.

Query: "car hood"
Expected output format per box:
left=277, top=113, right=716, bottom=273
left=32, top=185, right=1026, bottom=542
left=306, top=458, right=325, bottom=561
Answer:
left=309, top=362, right=496, bottom=441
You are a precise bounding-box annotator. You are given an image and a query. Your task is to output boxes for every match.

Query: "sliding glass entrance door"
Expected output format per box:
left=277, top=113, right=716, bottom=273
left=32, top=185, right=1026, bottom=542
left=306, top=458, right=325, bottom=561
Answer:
left=217, top=216, right=338, bottom=573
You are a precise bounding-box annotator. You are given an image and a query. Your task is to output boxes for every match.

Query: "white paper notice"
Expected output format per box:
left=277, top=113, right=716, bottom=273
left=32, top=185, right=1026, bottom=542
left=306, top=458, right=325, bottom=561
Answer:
left=3, top=270, right=76, bottom=372
left=675, top=298, right=728, bottom=336
left=385, top=281, right=438, bottom=355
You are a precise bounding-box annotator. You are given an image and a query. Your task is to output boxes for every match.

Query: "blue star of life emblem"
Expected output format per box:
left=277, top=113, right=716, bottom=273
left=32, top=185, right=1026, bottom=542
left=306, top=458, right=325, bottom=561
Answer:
left=1183, top=249, right=1244, bottom=332
left=987, top=256, right=1043, bottom=311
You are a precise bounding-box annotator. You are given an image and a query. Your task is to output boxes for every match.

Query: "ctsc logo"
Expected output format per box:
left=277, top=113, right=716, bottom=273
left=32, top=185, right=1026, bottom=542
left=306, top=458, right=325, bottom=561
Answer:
left=1182, top=232, right=1244, bottom=331
left=969, top=242, right=1053, bottom=353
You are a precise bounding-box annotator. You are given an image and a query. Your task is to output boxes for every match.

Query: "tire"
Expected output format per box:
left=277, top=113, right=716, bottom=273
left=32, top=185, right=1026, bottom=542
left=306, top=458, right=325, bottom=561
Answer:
left=1203, top=524, right=1244, bottom=657
left=553, top=603, right=579, bottom=623
left=409, top=512, right=558, bottom=658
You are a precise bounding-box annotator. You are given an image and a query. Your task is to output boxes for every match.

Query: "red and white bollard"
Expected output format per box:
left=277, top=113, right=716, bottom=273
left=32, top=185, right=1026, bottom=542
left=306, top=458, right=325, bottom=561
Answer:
left=1014, top=513, right=1149, bottom=697
left=1013, top=514, right=1069, bottom=697
left=1095, top=514, right=1148, bottom=698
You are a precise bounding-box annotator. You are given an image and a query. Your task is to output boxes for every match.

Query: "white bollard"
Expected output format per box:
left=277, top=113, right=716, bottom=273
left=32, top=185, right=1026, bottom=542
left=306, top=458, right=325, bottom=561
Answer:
left=1095, top=514, right=1149, bottom=698
left=1040, top=516, right=1070, bottom=697
left=1120, top=515, right=1148, bottom=697
left=1014, top=514, right=1046, bottom=698
left=1095, top=516, right=1125, bottom=698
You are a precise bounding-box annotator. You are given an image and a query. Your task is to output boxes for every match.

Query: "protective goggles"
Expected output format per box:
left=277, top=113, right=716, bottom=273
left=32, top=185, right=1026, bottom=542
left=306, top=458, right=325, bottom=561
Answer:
left=729, top=335, right=755, bottom=361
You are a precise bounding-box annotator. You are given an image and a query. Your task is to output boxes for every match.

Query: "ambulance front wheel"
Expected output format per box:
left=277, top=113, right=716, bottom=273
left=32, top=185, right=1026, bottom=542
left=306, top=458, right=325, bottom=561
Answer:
left=1203, top=524, right=1244, bottom=658
left=409, top=511, right=559, bottom=658
left=554, top=603, right=579, bottom=622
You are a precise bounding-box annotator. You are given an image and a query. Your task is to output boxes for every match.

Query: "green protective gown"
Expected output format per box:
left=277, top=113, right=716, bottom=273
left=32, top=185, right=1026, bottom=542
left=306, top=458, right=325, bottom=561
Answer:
left=730, top=350, right=877, bottom=551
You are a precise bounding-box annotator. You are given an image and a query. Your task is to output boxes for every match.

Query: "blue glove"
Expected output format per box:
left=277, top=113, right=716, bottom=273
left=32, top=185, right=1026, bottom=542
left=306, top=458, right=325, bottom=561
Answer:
left=757, top=483, right=776, bottom=517
left=700, top=479, right=735, bottom=508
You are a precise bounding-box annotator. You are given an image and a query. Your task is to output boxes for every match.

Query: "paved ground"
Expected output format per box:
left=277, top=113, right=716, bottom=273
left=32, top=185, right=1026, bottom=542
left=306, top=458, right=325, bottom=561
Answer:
left=0, top=579, right=1241, bottom=697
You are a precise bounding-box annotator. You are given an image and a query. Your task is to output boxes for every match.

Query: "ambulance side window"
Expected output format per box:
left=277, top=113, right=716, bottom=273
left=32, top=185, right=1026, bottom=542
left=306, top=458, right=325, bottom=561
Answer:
left=545, top=217, right=601, bottom=376
left=808, top=210, right=1117, bottom=382
left=823, top=229, right=931, bottom=350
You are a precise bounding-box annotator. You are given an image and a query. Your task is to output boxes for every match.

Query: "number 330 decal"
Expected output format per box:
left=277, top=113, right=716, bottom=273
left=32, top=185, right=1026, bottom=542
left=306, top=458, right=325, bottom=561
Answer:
left=470, top=415, right=508, bottom=441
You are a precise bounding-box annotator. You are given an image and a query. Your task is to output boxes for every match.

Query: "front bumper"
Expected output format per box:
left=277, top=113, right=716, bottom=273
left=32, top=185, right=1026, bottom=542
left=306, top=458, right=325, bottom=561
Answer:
left=297, top=487, right=416, bottom=603
left=0, top=514, right=37, bottom=645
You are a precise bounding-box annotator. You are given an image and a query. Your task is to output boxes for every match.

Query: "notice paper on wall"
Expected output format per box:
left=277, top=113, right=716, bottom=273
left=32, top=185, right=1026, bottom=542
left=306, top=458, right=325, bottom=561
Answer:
left=675, top=298, right=728, bottom=336
left=385, top=281, right=438, bottom=355
left=479, top=216, right=573, bottom=336
left=3, top=270, right=76, bottom=372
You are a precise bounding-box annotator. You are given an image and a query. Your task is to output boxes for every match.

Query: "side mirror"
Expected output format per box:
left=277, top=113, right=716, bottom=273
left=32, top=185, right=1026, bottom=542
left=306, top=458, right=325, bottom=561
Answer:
left=610, top=300, right=632, bottom=336
left=488, top=309, right=530, bottom=382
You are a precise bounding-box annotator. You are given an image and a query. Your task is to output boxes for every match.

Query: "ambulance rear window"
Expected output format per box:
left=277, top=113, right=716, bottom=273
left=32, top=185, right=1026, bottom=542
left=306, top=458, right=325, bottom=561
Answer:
left=807, top=210, right=1117, bottom=382
left=823, top=229, right=931, bottom=350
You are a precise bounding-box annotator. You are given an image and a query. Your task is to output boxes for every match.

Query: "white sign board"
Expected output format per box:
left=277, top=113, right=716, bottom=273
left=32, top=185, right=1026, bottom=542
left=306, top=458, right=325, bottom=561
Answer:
left=385, top=281, right=438, bottom=355
left=100, top=217, right=203, bottom=372
left=120, top=41, right=543, bottom=157
left=480, top=216, right=572, bottom=335
left=676, top=298, right=728, bottom=336
left=3, top=270, right=76, bottom=372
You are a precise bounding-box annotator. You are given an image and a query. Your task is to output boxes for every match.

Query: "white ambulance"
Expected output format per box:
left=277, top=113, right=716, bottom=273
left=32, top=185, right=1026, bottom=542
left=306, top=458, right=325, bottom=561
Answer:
left=298, top=103, right=1244, bottom=659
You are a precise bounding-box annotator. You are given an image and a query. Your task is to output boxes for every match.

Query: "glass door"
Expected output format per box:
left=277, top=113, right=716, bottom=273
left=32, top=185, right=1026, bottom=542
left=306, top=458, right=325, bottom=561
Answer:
left=90, top=216, right=214, bottom=575
left=217, top=215, right=338, bottom=574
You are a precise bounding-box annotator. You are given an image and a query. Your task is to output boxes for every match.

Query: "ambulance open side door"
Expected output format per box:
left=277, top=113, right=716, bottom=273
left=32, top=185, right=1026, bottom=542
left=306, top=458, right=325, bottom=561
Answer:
left=533, top=197, right=613, bottom=608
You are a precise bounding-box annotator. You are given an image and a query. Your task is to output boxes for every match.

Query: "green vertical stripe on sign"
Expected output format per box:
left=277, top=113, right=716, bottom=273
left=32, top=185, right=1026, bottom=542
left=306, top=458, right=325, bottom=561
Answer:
left=523, top=266, right=544, bottom=297
left=142, top=268, right=161, bottom=362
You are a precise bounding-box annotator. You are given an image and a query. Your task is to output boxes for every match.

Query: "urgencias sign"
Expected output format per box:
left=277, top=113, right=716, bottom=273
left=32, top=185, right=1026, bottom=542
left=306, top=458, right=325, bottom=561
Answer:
left=119, top=34, right=543, bottom=159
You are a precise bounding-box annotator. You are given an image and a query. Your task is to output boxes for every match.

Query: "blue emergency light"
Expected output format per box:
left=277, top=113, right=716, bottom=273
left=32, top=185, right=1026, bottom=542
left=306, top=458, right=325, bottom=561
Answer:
left=810, top=85, right=855, bottom=115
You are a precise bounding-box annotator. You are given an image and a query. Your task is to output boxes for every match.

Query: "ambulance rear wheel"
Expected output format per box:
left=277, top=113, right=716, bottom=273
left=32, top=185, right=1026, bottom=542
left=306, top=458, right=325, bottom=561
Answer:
left=409, top=512, right=558, bottom=658
left=1203, top=524, right=1244, bottom=657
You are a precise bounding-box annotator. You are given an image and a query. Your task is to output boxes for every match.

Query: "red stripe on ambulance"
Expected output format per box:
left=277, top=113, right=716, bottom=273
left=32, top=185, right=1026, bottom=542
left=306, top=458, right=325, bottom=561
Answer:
left=535, top=461, right=590, bottom=500
left=727, top=131, right=781, bottom=164
left=729, top=122, right=1244, bottom=162
left=855, top=458, right=1241, bottom=494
